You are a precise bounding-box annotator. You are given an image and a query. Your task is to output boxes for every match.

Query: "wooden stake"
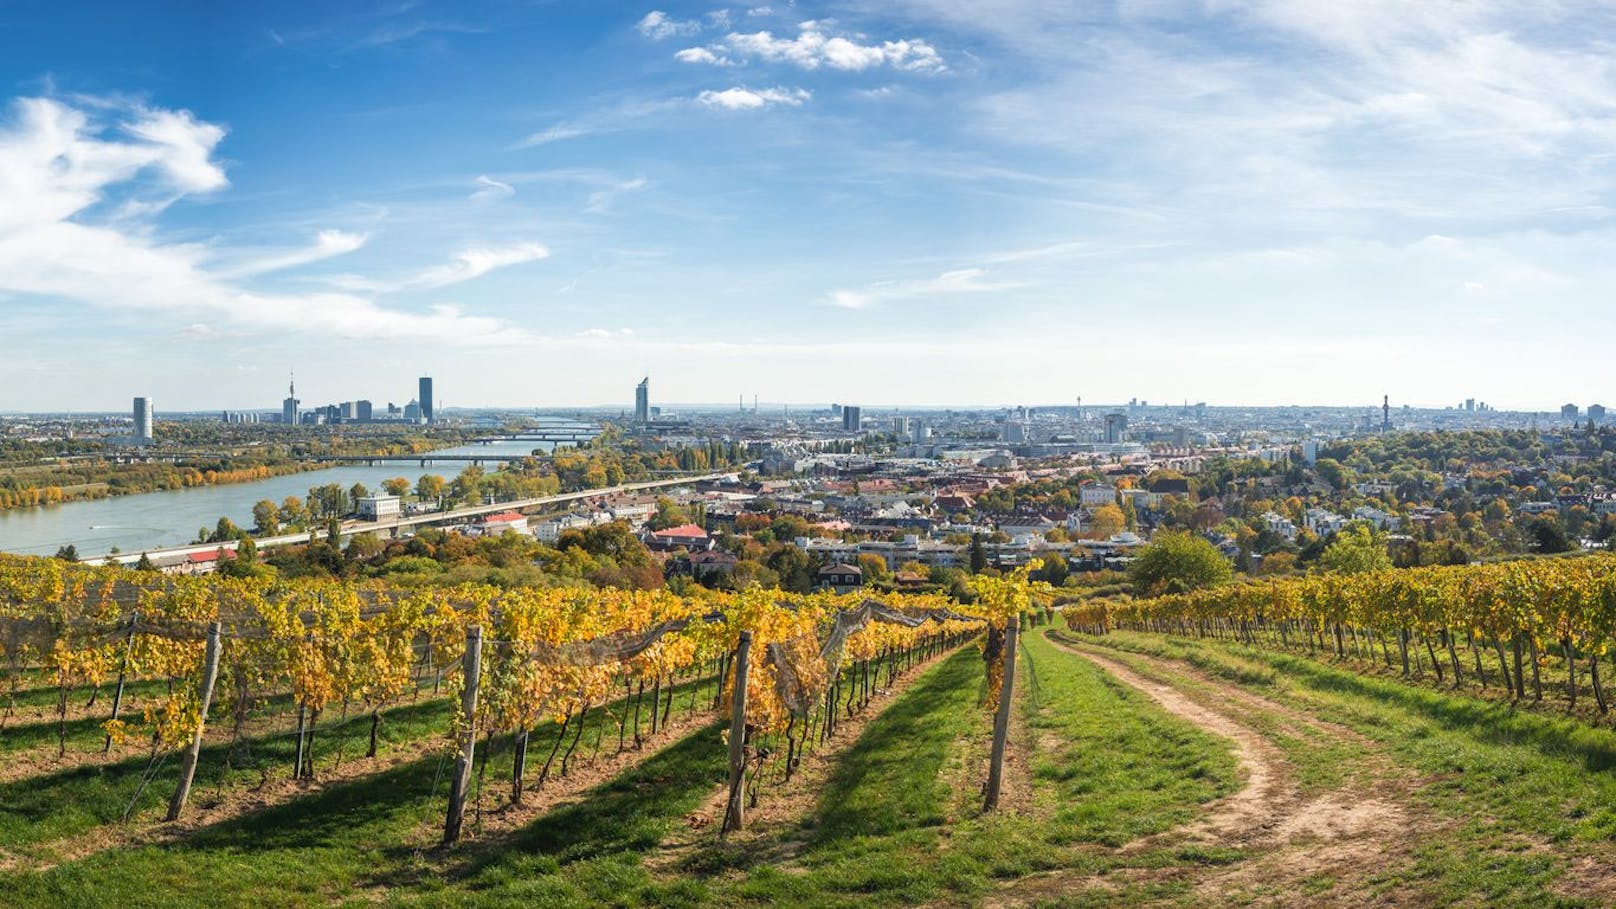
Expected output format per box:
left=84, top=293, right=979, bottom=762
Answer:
left=165, top=621, right=222, bottom=822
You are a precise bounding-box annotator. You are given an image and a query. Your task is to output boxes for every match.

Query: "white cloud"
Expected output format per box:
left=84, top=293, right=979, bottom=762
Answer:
left=0, top=96, right=537, bottom=345
left=826, top=267, right=1017, bottom=309
left=577, top=327, right=635, bottom=338
left=637, top=10, right=702, bottom=41
left=470, top=174, right=515, bottom=200
left=586, top=176, right=650, bottom=213
left=675, top=47, right=729, bottom=65
left=215, top=229, right=369, bottom=278
left=394, top=243, right=551, bottom=291
left=679, top=21, right=945, bottom=72
left=698, top=86, right=810, bottom=110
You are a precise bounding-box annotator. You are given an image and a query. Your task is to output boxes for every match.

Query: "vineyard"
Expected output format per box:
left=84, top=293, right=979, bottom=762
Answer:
left=6, top=552, right=1616, bottom=906
left=1065, top=553, right=1616, bottom=709
left=0, top=554, right=1047, bottom=846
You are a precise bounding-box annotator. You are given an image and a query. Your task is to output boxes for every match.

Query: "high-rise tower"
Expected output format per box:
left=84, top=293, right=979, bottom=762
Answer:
left=419, top=376, right=434, bottom=424
left=132, top=396, right=154, bottom=443
left=635, top=377, right=650, bottom=424
left=282, top=374, right=300, bottom=426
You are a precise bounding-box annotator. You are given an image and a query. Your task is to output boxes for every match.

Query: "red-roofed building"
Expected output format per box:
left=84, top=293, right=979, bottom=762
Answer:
left=162, top=547, right=237, bottom=576
left=477, top=511, right=531, bottom=536
left=646, top=522, right=713, bottom=552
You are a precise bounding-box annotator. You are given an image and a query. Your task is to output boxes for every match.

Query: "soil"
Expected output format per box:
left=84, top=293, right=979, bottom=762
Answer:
left=993, top=636, right=1433, bottom=908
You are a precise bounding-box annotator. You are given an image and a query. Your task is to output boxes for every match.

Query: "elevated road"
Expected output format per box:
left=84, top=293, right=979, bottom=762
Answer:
left=88, top=471, right=735, bottom=566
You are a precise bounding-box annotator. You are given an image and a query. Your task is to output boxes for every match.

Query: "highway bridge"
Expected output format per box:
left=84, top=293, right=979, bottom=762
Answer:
left=87, top=471, right=735, bottom=566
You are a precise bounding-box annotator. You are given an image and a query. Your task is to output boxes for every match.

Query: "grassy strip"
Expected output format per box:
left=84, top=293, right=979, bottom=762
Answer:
left=1076, top=629, right=1616, bottom=906
left=672, top=633, right=1240, bottom=907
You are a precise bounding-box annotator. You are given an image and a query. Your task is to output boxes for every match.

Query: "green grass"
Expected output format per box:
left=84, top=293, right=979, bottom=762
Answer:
left=1072, top=629, right=1616, bottom=906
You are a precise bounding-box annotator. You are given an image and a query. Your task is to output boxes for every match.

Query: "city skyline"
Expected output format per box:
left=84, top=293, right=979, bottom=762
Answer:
left=4, top=2, right=1616, bottom=410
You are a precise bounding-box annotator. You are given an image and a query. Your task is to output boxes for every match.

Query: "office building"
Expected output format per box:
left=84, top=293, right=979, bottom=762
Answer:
left=842, top=405, right=862, bottom=432
left=1589, top=404, right=1606, bottom=424
left=419, top=377, right=434, bottom=424
left=1562, top=403, right=1580, bottom=421
left=356, top=400, right=373, bottom=422
left=404, top=399, right=424, bottom=423
left=1103, top=412, right=1127, bottom=444
left=132, top=396, right=154, bottom=443
left=635, top=377, right=650, bottom=424
left=891, top=416, right=913, bottom=437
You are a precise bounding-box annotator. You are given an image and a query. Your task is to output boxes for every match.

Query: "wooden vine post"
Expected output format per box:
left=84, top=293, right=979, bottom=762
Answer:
left=983, top=615, right=1019, bottom=812
left=443, top=625, right=483, bottom=846
left=720, top=630, right=753, bottom=837
left=165, top=620, right=222, bottom=822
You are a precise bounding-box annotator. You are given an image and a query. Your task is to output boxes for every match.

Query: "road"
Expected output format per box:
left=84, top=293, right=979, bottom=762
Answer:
left=88, top=471, right=736, bottom=565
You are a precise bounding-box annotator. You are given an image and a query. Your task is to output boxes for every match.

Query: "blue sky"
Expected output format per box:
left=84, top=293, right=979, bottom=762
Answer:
left=2, top=0, right=1614, bottom=412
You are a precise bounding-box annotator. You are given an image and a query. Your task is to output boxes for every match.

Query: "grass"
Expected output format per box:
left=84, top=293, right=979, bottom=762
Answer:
left=1071, top=628, right=1616, bottom=906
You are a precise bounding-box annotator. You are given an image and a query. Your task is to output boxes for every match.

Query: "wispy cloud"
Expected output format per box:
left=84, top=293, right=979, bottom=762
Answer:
left=586, top=176, right=649, bottom=213
left=697, top=86, right=810, bottom=110
left=636, top=10, right=702, bottom=41
left=214, top=230, right=369, bottom=278
left=469, top=174, right=514, bottom=200
left=678, top=21, right=945, bottom=72
left=826, top=267, right=1017, bottom=309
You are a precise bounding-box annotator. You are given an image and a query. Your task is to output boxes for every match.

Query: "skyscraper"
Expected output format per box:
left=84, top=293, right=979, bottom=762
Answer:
left=842, top=405, right=862, bottom=432
left=635, top=377, right=650, bottom=424
left=282, top=374, right=299, bottom=426
left=1103, top=412, right=1127, bottom=443
left=419, top=376, right=434, bottom=424
left=132, top=396, right=154, bottom=443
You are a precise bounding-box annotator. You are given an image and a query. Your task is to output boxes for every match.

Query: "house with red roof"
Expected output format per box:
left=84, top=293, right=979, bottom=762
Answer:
left=645, top=522, right=713, bottom=552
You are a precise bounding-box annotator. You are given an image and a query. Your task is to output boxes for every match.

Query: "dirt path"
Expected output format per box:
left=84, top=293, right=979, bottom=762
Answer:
left=998, top=636, right=1431, bottom=908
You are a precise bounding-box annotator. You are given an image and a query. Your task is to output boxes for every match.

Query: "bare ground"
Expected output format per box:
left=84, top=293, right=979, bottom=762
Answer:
left=992, top=636, right=1434, bottom=908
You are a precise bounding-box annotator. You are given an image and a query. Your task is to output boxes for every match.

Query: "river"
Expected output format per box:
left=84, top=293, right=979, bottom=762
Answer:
left=0, top=437, right=563, bottom=558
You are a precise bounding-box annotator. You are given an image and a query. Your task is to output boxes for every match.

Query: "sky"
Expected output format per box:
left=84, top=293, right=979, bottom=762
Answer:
left=2, top=0, right=1615, bottom=413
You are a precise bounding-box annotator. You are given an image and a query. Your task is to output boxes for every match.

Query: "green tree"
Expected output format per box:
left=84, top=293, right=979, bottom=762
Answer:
left=1320, top=523, right=1393, bottom=574
left=969, top=533, right=988, bottom=573
left=416, top=473, right=446, bottom=503
left=349, top=482, right=371, bottom=504
left=279, top=495, right=309, bottom=529
left=1127, top=532, right=1232, bottom=597
left=134, top=552, right=156, bottom=572
left=54, top=544, right=79, bottom=562
left=252, top=499, right=280, bottom=535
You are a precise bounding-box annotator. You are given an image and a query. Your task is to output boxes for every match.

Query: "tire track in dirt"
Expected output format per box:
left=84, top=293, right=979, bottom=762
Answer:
left=995, top=635, right=1431, bottom=908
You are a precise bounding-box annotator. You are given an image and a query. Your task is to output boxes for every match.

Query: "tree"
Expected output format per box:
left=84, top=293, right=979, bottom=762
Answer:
left=766, top=545, right=812, bottom=593
left=648, top=496, right=690, bottom=531
left=209, top=516, right=242, bottom=543
left=855, top=553, right=891, bottom=585
left=349, top=482, right=371, bottom=504
left=134, top=552, right=156, bottom=572
left=54, top=544, right=79, bottom=562
left=1320, top=523, right=1393, bottom=574
left=382, top=477, right=412, bottom=498
left=252, top=499, right=280, bottom=535
left=416, top=473, right=446, bottom=503
left=279, top=495, right=309, bottom=529
left=1127, top=532, right=1232, bottom=597
left=969, top=533, right=988, bottom=573
left=1089, top=504, right=1126, bottom=538
left=449, top=466, right=485, bottom=506
left=1524, top=516, right=1574, bottom=554
left=1033, top=552, right=1069, bottom=586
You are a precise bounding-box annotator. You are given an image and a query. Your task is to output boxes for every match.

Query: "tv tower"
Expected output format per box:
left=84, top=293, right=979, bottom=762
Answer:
left=1382, top=395, right=1391, bottom=433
